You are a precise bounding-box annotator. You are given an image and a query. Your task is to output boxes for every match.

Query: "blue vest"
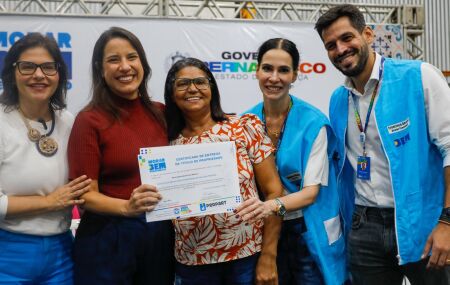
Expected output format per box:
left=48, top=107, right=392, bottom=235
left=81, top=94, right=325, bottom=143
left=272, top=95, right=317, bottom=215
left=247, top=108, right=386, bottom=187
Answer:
left=329, top=59, right=444, bottom=265
left=246, top=95, right=347, bottom=285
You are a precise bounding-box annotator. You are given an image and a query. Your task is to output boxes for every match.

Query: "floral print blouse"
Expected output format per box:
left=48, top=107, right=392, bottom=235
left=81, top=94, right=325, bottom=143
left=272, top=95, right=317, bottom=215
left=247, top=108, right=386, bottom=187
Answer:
left=171, top=114, right=274, bottom=265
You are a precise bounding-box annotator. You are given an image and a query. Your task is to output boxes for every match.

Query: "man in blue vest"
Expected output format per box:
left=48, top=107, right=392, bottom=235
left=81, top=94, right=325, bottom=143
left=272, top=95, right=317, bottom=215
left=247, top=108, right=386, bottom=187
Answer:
left=315, top=4, right=450, bottom=284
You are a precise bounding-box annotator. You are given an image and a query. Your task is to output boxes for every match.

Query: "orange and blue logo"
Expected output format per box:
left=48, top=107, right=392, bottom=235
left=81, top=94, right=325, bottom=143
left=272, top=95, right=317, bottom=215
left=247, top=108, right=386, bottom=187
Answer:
left=394, top=133, right=410, bottom=147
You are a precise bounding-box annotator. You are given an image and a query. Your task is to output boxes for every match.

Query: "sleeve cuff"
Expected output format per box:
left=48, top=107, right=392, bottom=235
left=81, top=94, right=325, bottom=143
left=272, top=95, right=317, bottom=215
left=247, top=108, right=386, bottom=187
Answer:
left=0, top=194, right=8, bottom=221
left=443, top=155, right=450, bottom=168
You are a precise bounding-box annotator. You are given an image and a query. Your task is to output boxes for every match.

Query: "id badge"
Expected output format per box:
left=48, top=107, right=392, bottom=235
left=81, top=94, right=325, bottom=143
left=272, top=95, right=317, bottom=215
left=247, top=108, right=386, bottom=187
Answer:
left=357, top=156, right=371, bottom=180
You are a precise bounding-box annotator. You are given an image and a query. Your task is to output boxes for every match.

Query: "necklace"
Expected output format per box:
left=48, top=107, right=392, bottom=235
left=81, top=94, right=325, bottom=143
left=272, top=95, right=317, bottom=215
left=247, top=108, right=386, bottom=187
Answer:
left=266, top=126, right=281, bottom=138
left=18, top=108, right=58, bottom=157
left=262, top=96, right=293, bottom=154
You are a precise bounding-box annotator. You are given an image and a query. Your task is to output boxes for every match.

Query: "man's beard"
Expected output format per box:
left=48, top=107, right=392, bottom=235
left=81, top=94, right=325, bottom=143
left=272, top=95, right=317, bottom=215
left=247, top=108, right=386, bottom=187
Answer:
left=333, top=44, right=370, bottom=77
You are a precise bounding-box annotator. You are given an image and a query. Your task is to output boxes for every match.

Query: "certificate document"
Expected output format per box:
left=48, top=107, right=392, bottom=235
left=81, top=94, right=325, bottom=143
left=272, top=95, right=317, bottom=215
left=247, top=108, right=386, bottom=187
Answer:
left=138, top=141, right=242, bottom=222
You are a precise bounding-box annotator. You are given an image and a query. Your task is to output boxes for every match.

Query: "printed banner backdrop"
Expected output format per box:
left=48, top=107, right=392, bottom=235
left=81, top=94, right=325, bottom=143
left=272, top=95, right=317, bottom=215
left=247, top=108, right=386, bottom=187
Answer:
left=0, top=15, right=403, bottom=115
left=370, top=24, right=404, bottom=59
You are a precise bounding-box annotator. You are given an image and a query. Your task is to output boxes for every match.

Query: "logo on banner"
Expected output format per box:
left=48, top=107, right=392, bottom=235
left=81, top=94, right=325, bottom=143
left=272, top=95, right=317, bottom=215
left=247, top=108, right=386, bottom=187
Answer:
left=164, top=50, right=328, bottom=83
left=164, top=51, right=190, bottom=72
left=206, top=51, right=257, bottom=81
left=190, top=50, right=328, bottom=82
left=0, top=31, right=73, bottom=91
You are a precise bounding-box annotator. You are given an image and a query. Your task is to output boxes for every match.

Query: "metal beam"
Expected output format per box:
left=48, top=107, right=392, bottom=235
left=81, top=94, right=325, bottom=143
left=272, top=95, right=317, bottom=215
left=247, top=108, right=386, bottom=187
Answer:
left=0, top=0, right=424, bottom=59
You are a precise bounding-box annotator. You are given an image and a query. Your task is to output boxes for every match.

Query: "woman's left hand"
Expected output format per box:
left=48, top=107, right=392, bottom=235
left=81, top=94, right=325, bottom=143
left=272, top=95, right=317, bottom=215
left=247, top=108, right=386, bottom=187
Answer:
left=234, top=197, right=275, bottom=224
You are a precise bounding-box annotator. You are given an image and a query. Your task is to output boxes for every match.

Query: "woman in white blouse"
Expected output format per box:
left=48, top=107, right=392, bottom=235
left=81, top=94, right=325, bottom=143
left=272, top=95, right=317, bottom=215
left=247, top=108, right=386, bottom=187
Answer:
left=0, top=33, right=90, bottom=284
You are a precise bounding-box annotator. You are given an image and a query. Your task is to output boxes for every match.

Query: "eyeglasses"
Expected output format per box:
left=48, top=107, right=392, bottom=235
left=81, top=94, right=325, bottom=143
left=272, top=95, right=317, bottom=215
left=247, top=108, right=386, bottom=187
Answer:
left=13, top=61, right=59, bottom=76
left=174, top=77, right=210, bottom=91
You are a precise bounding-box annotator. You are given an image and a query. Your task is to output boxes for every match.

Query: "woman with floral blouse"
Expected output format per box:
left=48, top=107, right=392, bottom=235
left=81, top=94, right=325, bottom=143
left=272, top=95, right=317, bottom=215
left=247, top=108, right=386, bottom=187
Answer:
left=164, top=57, right=283, bottom=285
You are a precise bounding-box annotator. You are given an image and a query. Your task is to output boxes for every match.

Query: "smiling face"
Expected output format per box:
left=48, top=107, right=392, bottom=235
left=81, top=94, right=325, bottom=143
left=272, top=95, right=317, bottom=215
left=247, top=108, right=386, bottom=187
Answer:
left=321, top=16, right=374, bottom=77
left=256, top=48, right=297, bottom=102
left=15, top=46, right=59, bottom=107
left=102, top=37, right=144, bottom=100
left=173, top=66, right=212, bottom=116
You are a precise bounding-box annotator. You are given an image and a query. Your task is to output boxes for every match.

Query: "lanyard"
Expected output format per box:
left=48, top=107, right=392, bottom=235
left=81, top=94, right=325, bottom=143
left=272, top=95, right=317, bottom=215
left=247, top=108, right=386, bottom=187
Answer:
left=262, top=96, right=293, bottom=157
left=350, top=57, right=385, bottom=156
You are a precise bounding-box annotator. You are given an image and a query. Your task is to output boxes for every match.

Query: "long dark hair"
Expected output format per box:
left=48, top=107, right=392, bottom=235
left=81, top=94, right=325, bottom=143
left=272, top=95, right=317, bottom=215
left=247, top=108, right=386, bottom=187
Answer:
left=86, top=26, right=165, bottom=127
left=257, top=38, right=300, bottom=70
left=164, top=57, right=227, bottom=140
left=0, top=33, right=68, bottom=111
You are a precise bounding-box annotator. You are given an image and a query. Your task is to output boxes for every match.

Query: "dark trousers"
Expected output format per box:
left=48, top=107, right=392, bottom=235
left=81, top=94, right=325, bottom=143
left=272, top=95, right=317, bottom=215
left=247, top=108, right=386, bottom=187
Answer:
left=348, top=205, right=448, bottom=285
left=175, top=254, right=259, bottom=285
left=277, top=217, right=324, bottom=285
left=73, top=212, right=175, bottom=285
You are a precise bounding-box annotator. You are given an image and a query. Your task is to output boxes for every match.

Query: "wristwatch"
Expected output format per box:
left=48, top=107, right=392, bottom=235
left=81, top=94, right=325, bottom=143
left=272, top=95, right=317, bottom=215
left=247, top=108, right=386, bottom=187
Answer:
left=274, top=198, right=286, bottom=217
left=440, top=207, right=450, bottom=223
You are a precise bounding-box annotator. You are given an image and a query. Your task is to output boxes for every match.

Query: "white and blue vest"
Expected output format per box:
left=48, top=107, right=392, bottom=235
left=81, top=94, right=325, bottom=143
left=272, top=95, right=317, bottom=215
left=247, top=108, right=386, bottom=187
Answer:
left=329, top=58, right=444, bottom=265
left=246, top=95, right=347, bottom=285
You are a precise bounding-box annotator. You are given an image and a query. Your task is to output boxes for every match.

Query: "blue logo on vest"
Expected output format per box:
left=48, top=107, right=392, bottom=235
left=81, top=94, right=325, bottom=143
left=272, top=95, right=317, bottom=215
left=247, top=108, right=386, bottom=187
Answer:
left=394, top=133, right=410, bottom=147
left=200, top=203, right=207, bottom=211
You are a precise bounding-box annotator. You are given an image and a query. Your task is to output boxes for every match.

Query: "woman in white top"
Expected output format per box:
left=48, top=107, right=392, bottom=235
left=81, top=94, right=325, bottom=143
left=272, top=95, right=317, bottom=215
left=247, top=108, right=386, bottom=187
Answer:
left=0, top=33, right=90, bottom=284
left=236, top=38, right=347, bottom=285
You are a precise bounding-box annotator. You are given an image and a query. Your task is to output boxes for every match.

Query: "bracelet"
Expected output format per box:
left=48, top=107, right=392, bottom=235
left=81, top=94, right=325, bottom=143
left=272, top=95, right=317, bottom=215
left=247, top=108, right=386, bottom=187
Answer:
left=438, top=219, right=450, bottom=226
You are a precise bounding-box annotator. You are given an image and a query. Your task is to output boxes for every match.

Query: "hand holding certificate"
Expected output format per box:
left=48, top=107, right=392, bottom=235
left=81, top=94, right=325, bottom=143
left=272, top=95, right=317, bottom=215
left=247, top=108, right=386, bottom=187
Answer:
left=137, top=141, right=241, bottom=222
left=126, top=184, right=162, bottom=216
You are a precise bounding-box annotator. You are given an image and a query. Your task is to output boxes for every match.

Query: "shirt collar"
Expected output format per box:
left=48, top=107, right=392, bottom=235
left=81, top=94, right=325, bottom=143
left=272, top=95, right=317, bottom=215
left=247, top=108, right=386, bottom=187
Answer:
left=344, top=52, right=382, bottom=97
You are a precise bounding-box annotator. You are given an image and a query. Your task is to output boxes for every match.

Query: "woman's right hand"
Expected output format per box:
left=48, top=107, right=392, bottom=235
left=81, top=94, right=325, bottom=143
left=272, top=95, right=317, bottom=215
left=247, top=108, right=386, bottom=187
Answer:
left=45, top=175, right=91, bottom=211
left=235, top=197, right=277, bottom=224
left=123, top=184, right=162, bottom=217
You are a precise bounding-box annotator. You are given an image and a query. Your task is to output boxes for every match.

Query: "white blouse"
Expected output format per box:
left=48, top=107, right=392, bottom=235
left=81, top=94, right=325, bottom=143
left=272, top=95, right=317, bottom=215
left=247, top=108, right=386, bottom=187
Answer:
left=0, top=108, right=74, bottom=235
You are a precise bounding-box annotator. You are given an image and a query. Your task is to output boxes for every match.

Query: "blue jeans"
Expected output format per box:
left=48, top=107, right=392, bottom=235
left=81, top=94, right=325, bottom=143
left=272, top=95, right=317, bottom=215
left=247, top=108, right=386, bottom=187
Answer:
left=277, top=217, right=324, bottom=285
left=73, top=212, right=175, bottom=285
left=0, top=229, right=73, bottom=284
left=175, top=254, right=259, bottom=285
left=349, top=205, right=448, bottom=285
